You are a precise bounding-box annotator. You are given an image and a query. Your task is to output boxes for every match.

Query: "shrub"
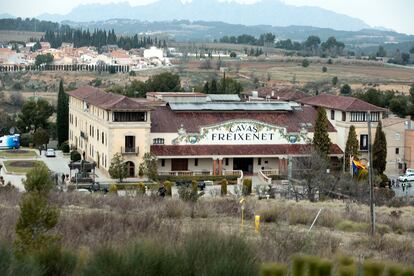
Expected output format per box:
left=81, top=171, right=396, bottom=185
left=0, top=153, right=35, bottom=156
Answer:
left=109, top=184, right=118, bottom=195
left=70, top=150, right=81, bottom=162
left=292, top=255, right=306, bottom=276
left=363, top=261, right=385, bottom=276
left=60, top=141, right=70, bottom=153
left=340, top=84, right=352, bottom=95
left=20, top=133, right=33, bottom=147
left=164, top=180, right=172, bottom=196
left=261, top=263, right=287, bottom=276
left=243, top=179, right=252, bottom=196
left=137, top=182, right=146, bottom=194
left=191, top=180, right=198, bottom=194
left=327, top=58, right=333, bottom=64
left=322, top=66, right=327, bottom=73
left=129, top=71, right=136, bottom=76
left=338, top=265, right=357, bottom=276
left=336, top=220, right=369, bottom=232
left=221, top=179, right=228, bottom=196
left=317, top=260, right=332, bottom=276
left=302, top=59, right=310, bottom=68
left=259, top=207, right=284, bottom=223
left=230, top=52, right=237, bottom=58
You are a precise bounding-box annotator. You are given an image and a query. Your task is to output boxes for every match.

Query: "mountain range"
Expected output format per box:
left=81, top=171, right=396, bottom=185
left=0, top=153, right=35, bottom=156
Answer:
left=62, top=19, right=414, bottom=48
left=37, top=0, right=370, bottom=32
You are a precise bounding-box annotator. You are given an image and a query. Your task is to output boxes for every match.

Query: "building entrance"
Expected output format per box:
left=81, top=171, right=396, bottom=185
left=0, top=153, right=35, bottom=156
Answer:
left=233, top=158, right=253, bottom=174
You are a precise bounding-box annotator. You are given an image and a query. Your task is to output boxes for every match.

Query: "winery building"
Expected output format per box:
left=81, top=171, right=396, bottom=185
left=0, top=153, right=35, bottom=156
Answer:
left=68, top=87, right=408, bottom=179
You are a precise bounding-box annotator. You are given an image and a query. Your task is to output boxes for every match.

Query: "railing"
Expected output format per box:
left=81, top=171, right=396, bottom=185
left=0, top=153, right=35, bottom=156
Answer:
left=258, top=170, right=272, bottom=185
left=121, top=147, right=139, bottom=155
left=222, top=170, right=243, bottom=185
left=158, top=170, right=213, bottom=176
left=261, top=169, right=279, bottom=176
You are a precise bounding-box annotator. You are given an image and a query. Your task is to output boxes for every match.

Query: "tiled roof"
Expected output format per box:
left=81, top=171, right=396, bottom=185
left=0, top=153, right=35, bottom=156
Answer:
left=68, top=86, right=153, bottom=111
left=150, top=105, right=336, bottom=133
left=146, top=92, right=206, bottom=97
left=299, top=94, right=386, bottom=112
left=151, top=144, right=343, bottom=156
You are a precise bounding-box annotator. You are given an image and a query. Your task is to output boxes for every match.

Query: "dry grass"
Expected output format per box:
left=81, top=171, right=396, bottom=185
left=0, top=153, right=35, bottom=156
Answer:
left=1, top=189, right=414, bottom=265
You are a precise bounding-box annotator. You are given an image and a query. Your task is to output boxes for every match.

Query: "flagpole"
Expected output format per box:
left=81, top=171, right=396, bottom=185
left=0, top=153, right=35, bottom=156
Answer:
left=367, top=111, right=375, bottom=236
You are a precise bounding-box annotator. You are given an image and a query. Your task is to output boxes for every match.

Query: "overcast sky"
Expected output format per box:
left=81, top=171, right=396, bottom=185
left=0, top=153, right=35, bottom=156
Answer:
left=1, top=0, right=413, bottom=34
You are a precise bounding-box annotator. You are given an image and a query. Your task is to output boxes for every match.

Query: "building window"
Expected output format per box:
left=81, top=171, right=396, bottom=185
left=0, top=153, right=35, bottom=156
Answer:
left=342, top=112, right=346, bottom=121
left=360, top=134, right=368, bottom=151
left=194, top=158, right=198, bottom=166
left=75, top=117, right=77, bottom=127
left=113, top=112, right=146, bottom=122
left=124, top=136, right=136, bottom=152
left=351, top=112, right=366, bottom=122
left=97, top=129, right=99, bottom=141
left=153, top=138, right=165, bottom=145
left=102, top=132, right=104, bottom=144
left=370, top=112, right=380, bottom=122
left=225, top=158, right=229, bottom=166
left=161, top=159, right=165, bottom=167
left=258, top=158, right=262, bottom=165
left=330, top=110, right=335, bottom=120
left=396, top=148, right=400, bottom=155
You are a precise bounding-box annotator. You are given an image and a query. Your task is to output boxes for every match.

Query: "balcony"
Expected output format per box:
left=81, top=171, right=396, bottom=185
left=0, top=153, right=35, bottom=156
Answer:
left=121, top=147, right=139, bottom=155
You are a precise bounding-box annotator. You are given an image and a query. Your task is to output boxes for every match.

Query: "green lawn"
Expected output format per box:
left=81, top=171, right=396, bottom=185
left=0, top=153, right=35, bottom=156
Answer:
left=2, top=160, right=45, bottom=174
left=0, top=149, right=37, bottom=159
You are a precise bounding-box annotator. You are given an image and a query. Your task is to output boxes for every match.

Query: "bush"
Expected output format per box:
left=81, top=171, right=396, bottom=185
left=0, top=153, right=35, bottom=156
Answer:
left=292, top=255, right=306, bottom=276
left=302, top=59, right=310, bottom=67
left=109, top=184, right=118, bottom=195
left=164, top=180, right=172, bottom=196
left=243, top=179, right=252, bottom=196
left=230, top=52, right=237, bottom=58
left=322, top=66, right=327, bottom=73
left=137, top=182, right=146, bottom=194
left=363, top=261, right=385, bottom=276
left=327, top=58, right=333, bottom=64
left=261, top=263, right=287, bottom=276
left=70, top=150, right=81, bottom=162
left=191, top=180, right=198, bottom=194
left=259, top=207, right=284, bottom=223
left=20, top=133, right=33, bottom=147
left=129, top=71, right=136, bottom=76
left=221, top=179, right=228, bottom=196
left=340, top=84, right=352, bottom=95
left=60, top=141, right=70, bottom=153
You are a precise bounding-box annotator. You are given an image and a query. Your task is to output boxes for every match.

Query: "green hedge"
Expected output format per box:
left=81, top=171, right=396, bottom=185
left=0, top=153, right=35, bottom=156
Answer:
left=270, top=175, right=288, bottom=180
left=155, top=175, right=238, bottom=182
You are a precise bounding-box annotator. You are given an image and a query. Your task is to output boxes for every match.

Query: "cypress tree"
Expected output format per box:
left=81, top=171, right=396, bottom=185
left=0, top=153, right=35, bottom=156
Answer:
left=203, top=82, right=209, bottom=94
left=373, top=121, right=387, bottom=174
left=313, top=107, right=332, bottom=158
left=345, top=125, right=359, bottom=171
left=56, top=80, right=69, bottom=146
left=210, top=79, right=218, bottom=94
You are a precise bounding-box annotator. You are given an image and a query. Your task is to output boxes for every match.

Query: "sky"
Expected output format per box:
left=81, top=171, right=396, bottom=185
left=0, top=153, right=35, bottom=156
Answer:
left=1, top=0, right=413, bottom=34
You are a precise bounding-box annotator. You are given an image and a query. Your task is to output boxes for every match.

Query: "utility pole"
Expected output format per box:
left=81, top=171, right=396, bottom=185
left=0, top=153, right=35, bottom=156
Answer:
left=367, top=111, right=375, bottom=236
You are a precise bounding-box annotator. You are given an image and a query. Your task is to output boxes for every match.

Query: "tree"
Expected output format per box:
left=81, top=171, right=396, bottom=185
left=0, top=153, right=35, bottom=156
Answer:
left=210, top=79, right=218, bottom=94
left=372, top=121, right=387, bottom=175
left=33, top=128, right=50, bottom=147
left=35, top=53, right=54, bottom=66
left=410, top=84, right=414, bottom=103
left=230, top=52, right=237, bottom=58
left=332, top=76, right=338, bottom=86
left=322, top=66, right=327, bottom=73
left=146, top=72, right=181, bottom=92
left=203, top=82, right=209, bottom=94
left=17, top=98, right=54, bottom=132
left=139, top=152, right=158, bottom=180
left=389, top=96, right=408, bottom=117
left=108, top=153, right=128, bottom=182
left=340, top=84, right=352, bottom=95
left=15, top=164, right=59, bottom=256
left=313, top=107, right=332, bottom=158
left=218, top=77, right=243, bottom=94
left=344, top=125, right=359, bottom=171
left=376, top=46, right=387, bottom=57
left=302, top=59, right=310, bottom=67
left=56, top=80, right=69, bottom=146
left=410, top=47, right=414, bottom=54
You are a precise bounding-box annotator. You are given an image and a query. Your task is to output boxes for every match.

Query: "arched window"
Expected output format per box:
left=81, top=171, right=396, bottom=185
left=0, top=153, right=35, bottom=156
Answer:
left=125, top=161, right=135, bottom=177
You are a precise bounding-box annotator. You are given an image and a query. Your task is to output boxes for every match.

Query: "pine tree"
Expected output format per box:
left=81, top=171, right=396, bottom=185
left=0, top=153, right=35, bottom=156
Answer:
left=14, top=164, right=59, bottom=256
left=345, top=125, right=359, bottom=171
left=373, top=121, right=387, bottom=174
left=313, top=107, right=332, bottom=158
left=56, top=80, right=69, bottom=146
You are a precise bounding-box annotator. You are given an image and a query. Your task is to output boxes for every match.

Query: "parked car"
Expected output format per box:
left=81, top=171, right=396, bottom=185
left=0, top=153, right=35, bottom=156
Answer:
left=45, top=148, right=56, bottom=157
left=398, top=173, right=414, bottom=182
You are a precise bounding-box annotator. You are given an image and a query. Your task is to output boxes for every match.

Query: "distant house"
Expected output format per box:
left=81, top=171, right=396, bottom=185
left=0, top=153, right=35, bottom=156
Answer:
left=242, top=87, right=307, bottom=102
left=144, top=47, right=164, bottom=60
